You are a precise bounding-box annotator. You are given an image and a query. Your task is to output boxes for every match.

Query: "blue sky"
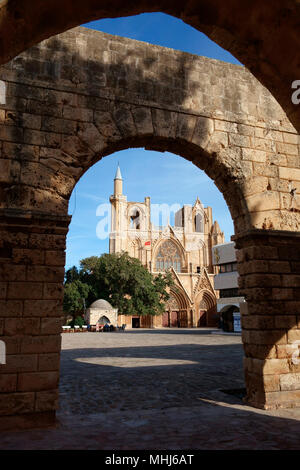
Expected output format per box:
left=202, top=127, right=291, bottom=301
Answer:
left=66, top=13, right=241, bottom=270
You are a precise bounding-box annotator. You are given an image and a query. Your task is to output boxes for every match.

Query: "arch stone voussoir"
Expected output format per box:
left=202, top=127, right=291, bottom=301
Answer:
left=0, top=1, right=298, bottom=134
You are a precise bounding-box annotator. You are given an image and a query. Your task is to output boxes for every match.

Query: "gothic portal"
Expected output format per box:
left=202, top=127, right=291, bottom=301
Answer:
left=109, top=165, right=224, bottom=328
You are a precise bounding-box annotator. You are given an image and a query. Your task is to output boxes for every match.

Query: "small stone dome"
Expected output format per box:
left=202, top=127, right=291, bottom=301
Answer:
left=89, top=299, right=114, bottom=310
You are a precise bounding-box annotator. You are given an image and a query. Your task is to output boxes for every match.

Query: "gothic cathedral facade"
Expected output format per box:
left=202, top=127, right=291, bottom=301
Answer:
left=109, top=165, right=225, bottom=328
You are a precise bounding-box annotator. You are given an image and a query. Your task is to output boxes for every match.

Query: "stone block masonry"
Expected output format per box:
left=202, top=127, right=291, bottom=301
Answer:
left=0, top=26, right=300, bottom=428
left=0, top=210, right=69, bottom=430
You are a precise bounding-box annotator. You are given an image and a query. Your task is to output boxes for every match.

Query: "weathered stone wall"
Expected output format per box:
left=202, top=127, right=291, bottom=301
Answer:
left=0, top=1, right=299, bottom=134
left=0, top=211, right=68, bottom=429
left=236, top=231, right=300, bottom=409
left=0, top=27, right=300, bottom=428
left=0, top=27, right=299, bottom=234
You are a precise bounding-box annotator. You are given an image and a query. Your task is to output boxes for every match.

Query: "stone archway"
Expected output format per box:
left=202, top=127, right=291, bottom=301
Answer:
left=0, top=2, right=299, bottom=133
left=219, top=305, right=240, bottom=332
left=1, top=27, right=298, bottom=233
left=0, top=27, right=300, bottom=430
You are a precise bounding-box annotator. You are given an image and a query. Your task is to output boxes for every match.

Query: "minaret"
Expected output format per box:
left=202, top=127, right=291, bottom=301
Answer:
left=114, top=163, right=123, bottom=196
left=109, top=163, right=127, bottom=254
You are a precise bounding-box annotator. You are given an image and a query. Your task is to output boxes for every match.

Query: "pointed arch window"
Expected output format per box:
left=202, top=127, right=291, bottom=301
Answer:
left=130, top=210, right=140, bottom=229
left=194, top=212, right=203, bottom=232
left=155, top=240, right=182, bottom=272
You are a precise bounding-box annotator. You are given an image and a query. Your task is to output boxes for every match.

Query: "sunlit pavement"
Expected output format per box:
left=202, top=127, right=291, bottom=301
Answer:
left=1, top=329, right=300, bottom=450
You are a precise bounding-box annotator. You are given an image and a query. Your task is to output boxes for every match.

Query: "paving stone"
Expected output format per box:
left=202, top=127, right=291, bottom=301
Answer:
left=1, top=330, right=300, bottom=449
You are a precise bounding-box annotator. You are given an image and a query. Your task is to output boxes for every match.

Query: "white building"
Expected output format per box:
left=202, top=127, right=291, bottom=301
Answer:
left=85, top=299, right=118, bottom=328
left=212, top=242, right=245, bottom=332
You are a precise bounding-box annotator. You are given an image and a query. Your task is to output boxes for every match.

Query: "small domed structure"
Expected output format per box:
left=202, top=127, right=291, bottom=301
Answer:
left=85, top=298, right=118, bottom=327
left=89, top=299, right=114, bottom=310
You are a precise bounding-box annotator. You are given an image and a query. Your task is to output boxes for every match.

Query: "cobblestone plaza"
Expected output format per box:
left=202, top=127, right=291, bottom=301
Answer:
left=58, top=329, right=244, bottom=415
left=1, top=329, right=300, bottom=449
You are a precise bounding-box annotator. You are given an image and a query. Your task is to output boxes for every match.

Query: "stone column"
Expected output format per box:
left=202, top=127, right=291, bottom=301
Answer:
left=234, top=229, right=300, bottom=409
left=189, top=308, right=195, bottom=328
left=0, top=209, right=70, bottom=430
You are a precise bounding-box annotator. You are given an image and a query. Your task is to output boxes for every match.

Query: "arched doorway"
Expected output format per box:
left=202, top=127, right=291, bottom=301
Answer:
left=196, top=291, right=217, bottom=327
left=219, top=305, right=240, bottom=333
left=164, top=288, right=189, bottom=328
left=198, top=300, right=208, bottom=327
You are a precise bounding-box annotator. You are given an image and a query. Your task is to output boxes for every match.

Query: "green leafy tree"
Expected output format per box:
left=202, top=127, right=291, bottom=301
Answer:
left=63, top=279, right=91, bottom=325
left=93, top=252, right=174, bottom=316
left=64, top=265, right=80, bottom=284
left=78, top=256, right=101, bottom=305
left=80, top=256, right=100, bottom=275
left=64, top=252, right=174, bottom=317
left=73, top=315, right=85, bottom=328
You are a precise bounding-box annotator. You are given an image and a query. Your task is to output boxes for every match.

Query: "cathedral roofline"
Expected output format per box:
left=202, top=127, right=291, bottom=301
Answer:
left=212, top=220, right=222, bottom=233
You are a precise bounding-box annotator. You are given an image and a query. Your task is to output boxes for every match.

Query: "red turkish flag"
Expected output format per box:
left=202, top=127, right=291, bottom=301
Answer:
left=145, top=241, right=151, bottom=246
